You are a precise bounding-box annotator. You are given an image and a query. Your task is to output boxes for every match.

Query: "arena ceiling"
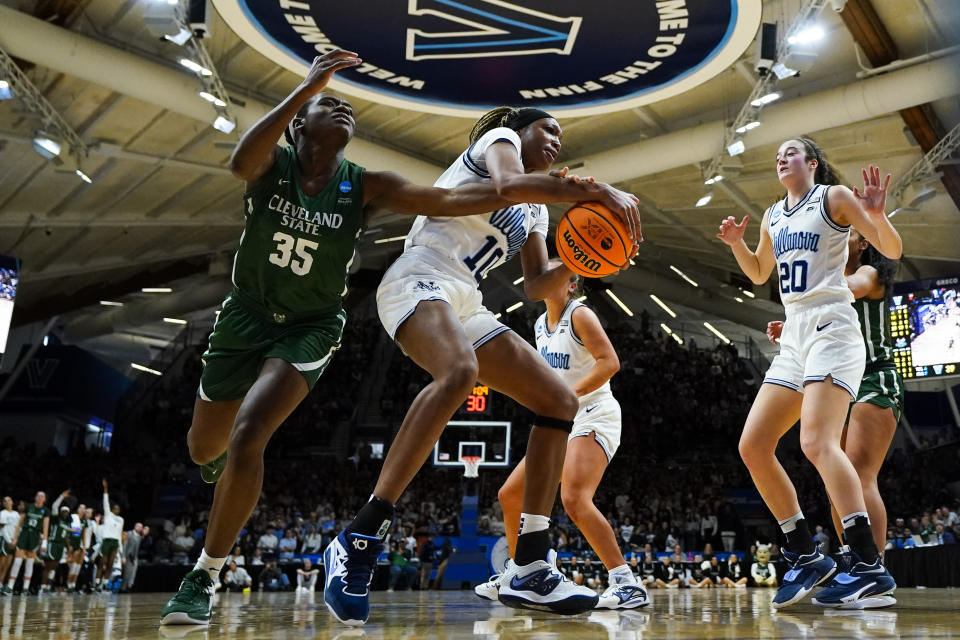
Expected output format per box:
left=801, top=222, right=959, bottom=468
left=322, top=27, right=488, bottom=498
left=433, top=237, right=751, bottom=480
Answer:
left=0, top=0, right=958, bottom=371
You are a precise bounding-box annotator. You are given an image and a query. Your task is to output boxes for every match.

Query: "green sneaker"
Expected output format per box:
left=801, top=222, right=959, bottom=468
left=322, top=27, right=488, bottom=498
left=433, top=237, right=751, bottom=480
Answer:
left=160, top=569, right=215, bottom=625
left=200, top=452, right=227, bottom=484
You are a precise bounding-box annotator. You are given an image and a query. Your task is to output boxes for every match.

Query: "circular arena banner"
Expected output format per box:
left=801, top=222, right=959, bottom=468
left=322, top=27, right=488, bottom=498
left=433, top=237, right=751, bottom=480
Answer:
left=214, top=0, right=761, bottom=117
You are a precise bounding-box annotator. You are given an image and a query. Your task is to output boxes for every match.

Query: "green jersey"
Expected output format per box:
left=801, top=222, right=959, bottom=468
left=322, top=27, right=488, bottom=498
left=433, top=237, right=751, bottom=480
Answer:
left=49, top=517, right=70, bottom=545
left=23, top=504, right=48, bottom=533
left=854, top=297, right=893, bottom=369
left=231, top=146, right=366, bottom=321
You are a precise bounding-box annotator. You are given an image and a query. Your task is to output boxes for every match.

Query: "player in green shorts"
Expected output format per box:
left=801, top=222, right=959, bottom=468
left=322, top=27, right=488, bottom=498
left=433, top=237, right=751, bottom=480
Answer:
left=5, top=492, right=49, bottom=595
left=767, top=227, right=901, bottom=605
left=65, top=501, right=87, bottom=592
left=41, top=505, right=72, bottom=593
left=161, top=49, right=539, bottom=626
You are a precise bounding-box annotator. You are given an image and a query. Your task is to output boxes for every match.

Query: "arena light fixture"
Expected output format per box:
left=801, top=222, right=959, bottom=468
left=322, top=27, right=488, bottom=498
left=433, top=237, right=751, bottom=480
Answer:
left=660, top=323, right=673, bottom=335
left=131, top=363, right=162, bottom=376
left=164, top=27, right=193, bottom=45
left=213, top=115, right=236, bottom=134
left=669, top=265, right=699, bottom=287
left=629, top=259, right=636, bottom=266
left=605, top=290, right=633, bottom=317
left=771, top=62, right=799, bottom=79
left=0, top=80, right=12, bottom=101
left=727, top=139, right=746, bottom=157
left=74, top=169, right=93, bottom=184
left=100, top=300, right=123, bottom=307
left=142, top=287, right=173, bottom=293
left=575, top=295, right=587, bottom=303
left=751, top=92, right=781, bottom=108
left=704, top=175, right=724, bottom=185
left=373, top=235, right=406, bottom=244
left=163, top=317, right=188, bottom=325
left=32, top=134, right=61, bottom=159
left=671, top=333, right=683, bottom=345
left=649, top=294, right=676, bottom=318
left=735, top=296, right=744, bottom=303
left=494, top=312, right=502, bottom=319
left=735, top=121, right=762, bottom=134
left=695, top=192, right=713, bottom=208
left=703, top=321, right=731, bottom=344
left=740, top=289, right=755, bottom=298
left=199, top=91, right=227, bottom=108
left=179, top=58, right=212, bottom=76
left=787, top=25, right=825, bottom=45
left=512, top=277, right=524, bottom=285
left=506, top=301, right=524, bottom=313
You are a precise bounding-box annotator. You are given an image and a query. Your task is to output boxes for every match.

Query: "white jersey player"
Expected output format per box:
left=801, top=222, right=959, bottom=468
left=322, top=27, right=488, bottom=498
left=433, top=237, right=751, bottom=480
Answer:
left=486, top=263, right=649, bottom=610
left=333, top=106, right=641, bottom=620
left=718, top=137, right=902, bottom=610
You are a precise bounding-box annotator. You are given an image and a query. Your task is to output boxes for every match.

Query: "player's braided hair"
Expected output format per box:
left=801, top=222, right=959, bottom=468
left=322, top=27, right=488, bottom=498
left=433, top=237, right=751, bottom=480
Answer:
left=856, top=231, right=899, bottom=298
left=469, top=107, right=519, bottom=143
left=796, top=137, right=839, bottom=186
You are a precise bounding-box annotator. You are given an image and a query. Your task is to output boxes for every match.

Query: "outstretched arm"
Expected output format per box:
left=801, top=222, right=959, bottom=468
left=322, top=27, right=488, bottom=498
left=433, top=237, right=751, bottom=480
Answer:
left=830, top=166, right=902, bottom=259
left=717, top=211, right=776, bottom=285
left=845, top=265, right=884, bottom=300
left=362, top=171, right=512, bottom=218
left=228, top=50, right=361, bottom=183
left=518, top=231, right=574, bottom=301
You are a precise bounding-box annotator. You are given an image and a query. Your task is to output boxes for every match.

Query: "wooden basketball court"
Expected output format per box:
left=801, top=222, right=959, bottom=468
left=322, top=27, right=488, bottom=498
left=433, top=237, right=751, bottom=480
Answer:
left=2, top=588, right=956, bottom=639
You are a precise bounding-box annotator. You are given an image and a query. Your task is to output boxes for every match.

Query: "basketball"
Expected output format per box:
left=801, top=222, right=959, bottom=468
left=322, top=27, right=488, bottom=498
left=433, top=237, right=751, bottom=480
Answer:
left=555, top=202, right=632, bottom=277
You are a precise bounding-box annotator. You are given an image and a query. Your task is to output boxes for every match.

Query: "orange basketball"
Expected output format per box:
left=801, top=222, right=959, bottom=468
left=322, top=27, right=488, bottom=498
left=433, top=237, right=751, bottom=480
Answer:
left=555, top=202, right=632, bottom=277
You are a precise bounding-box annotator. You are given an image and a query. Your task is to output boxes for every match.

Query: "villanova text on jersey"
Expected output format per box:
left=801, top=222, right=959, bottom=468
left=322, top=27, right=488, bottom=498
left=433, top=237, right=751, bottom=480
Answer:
left=489, top=205, right=530, bottom=262
left=772, top=225, right=821, bottom=259
left=540, top=345, right=571, bottom=370
left=268, top=194, right=344, bottom=235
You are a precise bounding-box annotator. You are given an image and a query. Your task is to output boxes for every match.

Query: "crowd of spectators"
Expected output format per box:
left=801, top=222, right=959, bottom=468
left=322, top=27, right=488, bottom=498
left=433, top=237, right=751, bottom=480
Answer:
left=2, top=299, right=958, bottom=593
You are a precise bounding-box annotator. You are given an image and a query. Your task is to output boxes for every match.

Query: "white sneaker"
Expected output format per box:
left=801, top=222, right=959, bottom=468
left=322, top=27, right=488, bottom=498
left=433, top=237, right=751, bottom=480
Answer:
left=475, top=560, right=513, bottom=601
left=596, top=575, right=651, bottom=610
left=497, top=550, right=598, bottom=614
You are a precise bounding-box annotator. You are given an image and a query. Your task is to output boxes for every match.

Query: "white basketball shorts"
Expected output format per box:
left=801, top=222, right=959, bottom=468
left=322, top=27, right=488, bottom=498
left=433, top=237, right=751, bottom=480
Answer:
left=569, top=392, right=621, bottom=461
left=764, top=300, right=866, bottom=398
left=377, top=246, right=509, bottom=349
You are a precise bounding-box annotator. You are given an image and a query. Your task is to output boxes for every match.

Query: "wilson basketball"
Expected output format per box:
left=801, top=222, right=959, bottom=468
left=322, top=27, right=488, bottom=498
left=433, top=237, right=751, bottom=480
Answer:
left=555, top=202, right=632, bottom=277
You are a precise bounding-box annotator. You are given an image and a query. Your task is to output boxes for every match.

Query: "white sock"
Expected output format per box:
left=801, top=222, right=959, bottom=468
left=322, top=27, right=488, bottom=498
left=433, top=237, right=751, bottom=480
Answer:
left=841, top=511, right=870, bottom=528
left=778, top=511, right=804, bottom=534
left=518, top=513, right=550, bottom=535
left=8, top=557, right=22, bottom=588
left=608, top=564, right=634, bottom=584
left=48, top=569, right=56, bottom=582
left=194, top=548, right=227, bottom=583
left=23, top=558, right=34, bottom=581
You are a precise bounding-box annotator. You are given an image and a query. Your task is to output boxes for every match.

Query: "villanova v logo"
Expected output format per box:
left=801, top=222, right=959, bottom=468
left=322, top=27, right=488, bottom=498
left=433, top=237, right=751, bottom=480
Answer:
left=406, top=0, right=582, bottom=61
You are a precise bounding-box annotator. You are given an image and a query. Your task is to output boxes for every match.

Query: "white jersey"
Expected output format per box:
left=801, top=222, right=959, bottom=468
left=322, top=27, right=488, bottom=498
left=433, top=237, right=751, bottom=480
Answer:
left=102, top=493, right=124, bottom=540
left=0, top=509, right=19, bottom=545
left=534, top=300, right=612, bottom=405
left=767, top=184, right=853, bottom=309
left=404, top=127, right=549, bottom=283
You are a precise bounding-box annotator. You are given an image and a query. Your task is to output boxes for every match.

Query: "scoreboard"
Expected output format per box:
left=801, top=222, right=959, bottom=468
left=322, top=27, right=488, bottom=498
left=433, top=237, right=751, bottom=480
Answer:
left=463, top=384, right=491, bottom=414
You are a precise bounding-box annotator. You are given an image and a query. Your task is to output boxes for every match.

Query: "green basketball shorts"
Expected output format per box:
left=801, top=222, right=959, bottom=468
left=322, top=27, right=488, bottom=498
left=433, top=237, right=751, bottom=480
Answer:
left=198, top=294, right=346, bottom=402
left=100, top=538, right=120, bottom=556
left=16, top=529, right=40, bottom=553
left=855, top=367, right=904, bottom=422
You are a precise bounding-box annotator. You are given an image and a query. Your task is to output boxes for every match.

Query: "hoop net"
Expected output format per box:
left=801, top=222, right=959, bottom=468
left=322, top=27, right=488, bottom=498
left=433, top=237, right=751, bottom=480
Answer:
left=461, top=456, right=482, bottom=479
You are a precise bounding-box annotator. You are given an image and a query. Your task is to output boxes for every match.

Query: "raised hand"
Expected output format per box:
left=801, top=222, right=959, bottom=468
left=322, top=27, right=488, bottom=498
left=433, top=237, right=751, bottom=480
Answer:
left=766, top=321, right=784, bottom=344
left=716, top=215, right=750, bottom=247
left=853, top=164, right=891, bottom=217
left=102, top=478, right=108, bottom=491
left=302, top=50, right=362, bottom=95
left=596, top=184, right=643, bottom=254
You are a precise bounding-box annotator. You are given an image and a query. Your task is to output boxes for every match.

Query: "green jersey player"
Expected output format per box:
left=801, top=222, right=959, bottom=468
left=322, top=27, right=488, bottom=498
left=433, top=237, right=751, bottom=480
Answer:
left=6, top=492, right=48, bottom=595
left=161, top=49, right=529, bottom=626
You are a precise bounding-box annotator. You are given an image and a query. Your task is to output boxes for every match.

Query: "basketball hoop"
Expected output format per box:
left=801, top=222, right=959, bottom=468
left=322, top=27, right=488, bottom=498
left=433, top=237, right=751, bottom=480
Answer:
left=461, top=456, right=481, bottom=479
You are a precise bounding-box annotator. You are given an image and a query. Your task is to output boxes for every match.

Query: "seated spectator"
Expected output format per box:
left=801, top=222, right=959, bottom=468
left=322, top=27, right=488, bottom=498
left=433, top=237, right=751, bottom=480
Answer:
left=278, top=529, right=299, bottom=562
left=258, top=561, right=290, bottom=591
left=226, top=545, right=245, bottom=567
left=387, top=540, right=418, bottom=592
left=686, top=555, right=711, bottom=588
left=258, top=530, right=279, bottom=559
left=640, top=552, right=657, bottom=587
left=250, top=548, right=265, bottom=566
left=723, top=554, right=748, bottom=587
left=296, top=558, right=320, bottom=593
left=301, top=527, right=323, bottom=555
left=935, top=523, right=955, bottom=545
left=222, top=561, right=252, bottom=592
left=670, top=544, right=685, bottom=565
left=653, top=556, right=680, bottom=589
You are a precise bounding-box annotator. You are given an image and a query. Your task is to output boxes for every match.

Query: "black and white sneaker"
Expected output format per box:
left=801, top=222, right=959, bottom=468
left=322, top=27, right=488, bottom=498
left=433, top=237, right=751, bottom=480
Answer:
left=596, top=574, right=651, bottom=609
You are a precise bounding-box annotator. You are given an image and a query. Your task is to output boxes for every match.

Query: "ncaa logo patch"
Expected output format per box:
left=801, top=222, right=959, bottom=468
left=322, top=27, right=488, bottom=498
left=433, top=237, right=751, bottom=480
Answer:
left=213, top=0, right=761, bottom=117
left=338, top=180, right=353, bottom=194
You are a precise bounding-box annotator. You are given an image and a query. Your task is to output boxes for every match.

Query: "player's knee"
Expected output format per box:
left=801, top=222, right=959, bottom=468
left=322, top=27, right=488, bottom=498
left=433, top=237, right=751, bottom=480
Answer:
left=436, top=357, right=478, bottom=397
left=187, top=429, right=220, bottom=466
left=738, top=434, right=769, bottom=470
left=799, top=432, right=833, bottom=466
left=560, top=489, right=591, bottom=522
left=532, top=386, right=578, bottom=422
left=228, top=415, right=270, bottom=460
left=497, top=481, right=522, bottom=511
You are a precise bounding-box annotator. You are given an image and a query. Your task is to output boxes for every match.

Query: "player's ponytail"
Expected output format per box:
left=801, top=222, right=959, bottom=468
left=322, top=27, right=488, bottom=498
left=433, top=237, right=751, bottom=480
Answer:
left=797, top=137, right=838, bottom=186
left=861, top=240, right=899, bottom=299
